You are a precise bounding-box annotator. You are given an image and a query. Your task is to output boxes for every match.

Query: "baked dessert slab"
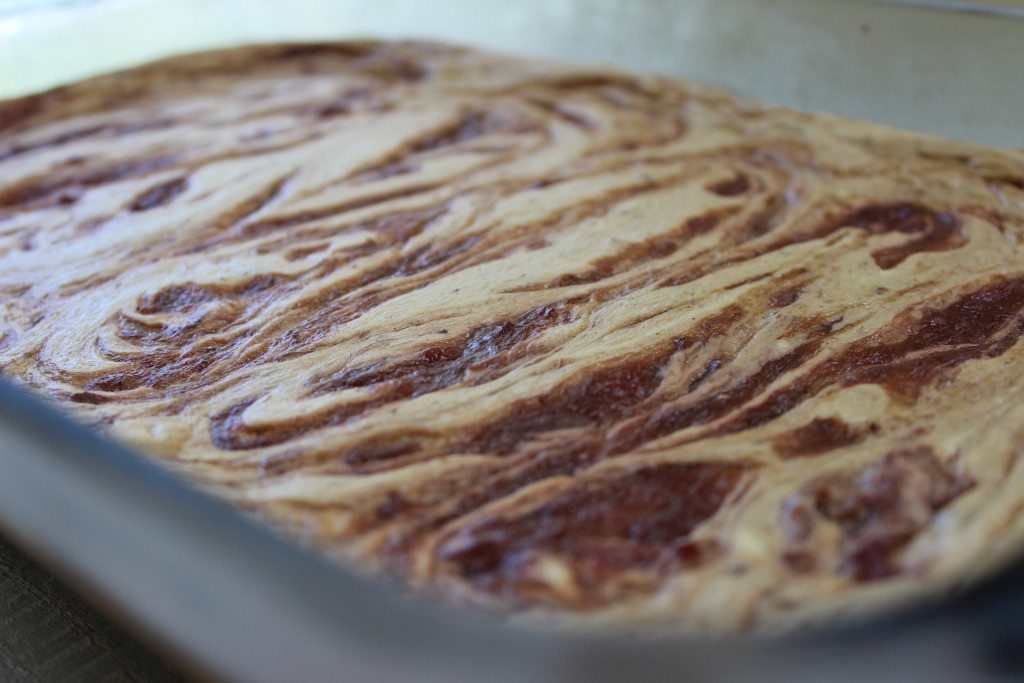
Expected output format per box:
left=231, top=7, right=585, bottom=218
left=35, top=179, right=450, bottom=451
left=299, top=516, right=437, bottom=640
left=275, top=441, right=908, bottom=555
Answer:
left=2, top=41, right=1024, bottom=633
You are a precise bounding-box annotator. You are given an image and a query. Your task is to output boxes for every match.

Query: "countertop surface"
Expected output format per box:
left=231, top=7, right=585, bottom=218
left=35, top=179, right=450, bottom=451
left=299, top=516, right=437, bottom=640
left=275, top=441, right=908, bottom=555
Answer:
left=0, top=535, right=185, bottom=682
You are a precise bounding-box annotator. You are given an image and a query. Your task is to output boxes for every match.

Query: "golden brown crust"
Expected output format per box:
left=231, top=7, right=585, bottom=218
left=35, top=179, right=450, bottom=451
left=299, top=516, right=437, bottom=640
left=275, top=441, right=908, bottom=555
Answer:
left=3, top=41, right=1024, bottom=633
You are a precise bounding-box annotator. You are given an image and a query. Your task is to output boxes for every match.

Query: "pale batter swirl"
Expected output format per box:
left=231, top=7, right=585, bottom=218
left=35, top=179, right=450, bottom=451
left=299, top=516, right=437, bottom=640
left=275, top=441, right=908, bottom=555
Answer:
left=2, top=41, right=1024, bottom=632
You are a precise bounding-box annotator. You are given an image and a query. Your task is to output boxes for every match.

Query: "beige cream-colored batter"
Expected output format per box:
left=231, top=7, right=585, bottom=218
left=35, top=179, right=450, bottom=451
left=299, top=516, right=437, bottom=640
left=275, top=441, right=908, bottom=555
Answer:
left=2, top=41, right=1024, bottom=633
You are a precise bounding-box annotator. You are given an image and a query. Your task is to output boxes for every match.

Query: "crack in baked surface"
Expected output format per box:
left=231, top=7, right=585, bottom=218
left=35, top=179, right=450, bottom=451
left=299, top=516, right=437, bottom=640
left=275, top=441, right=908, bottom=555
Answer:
left=3, top=40, right=1024, bottom=633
